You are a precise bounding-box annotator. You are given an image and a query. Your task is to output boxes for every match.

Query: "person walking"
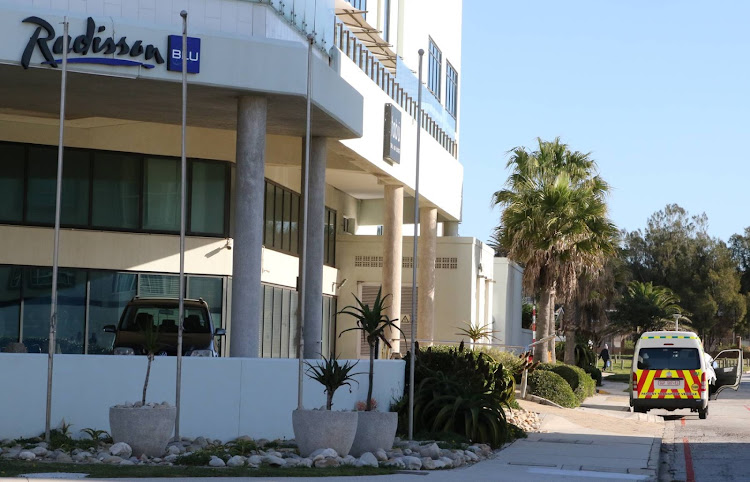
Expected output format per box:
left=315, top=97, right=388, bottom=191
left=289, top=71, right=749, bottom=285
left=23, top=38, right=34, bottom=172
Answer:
left=600, top=344, right=611, bottom=372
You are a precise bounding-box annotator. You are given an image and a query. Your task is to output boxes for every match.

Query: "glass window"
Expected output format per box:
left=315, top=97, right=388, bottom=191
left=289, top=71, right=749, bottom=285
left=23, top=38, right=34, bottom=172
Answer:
left=21, top=266, right=85, bottom=354
left=188, top=276, right=223, bottom=329
left=446, top=62, right=458, bottom=118
left=0, top=144, right=26, bottom=223
left=321, top=296, right=337, bottom=357
left=190, top=160, right=226, bottom=235
left=139, top=273, right=181, bottom=298
left=282, top=190, right=291, bottom=251
left=428, top=38, right=442, bottom=101
left=0, top=266, right=21, bottom=352
left=26, top=146, right=56, bottom=224
left=92, top=152, right=140, bottom=229
left=324, top=208, right=336, bottom=266
left=144, top=157, right=179, bottom=231
left=274, top=186, right=284, bottom=250
left=262, top=285, right=274, bottom=357
left=272, top=287, right=283, bottom=356
left=88, top=271, right=136, bottom=355
left=290, top=192, right=300, bottom=254
left=264, top=182, right=275, bottom=248
left=637, top=348, right=701, bottom=370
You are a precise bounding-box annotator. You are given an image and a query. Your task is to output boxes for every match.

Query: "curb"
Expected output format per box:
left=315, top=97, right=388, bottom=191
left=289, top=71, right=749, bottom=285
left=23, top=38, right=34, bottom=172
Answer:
left=524, top=394, right=564, bottom=409
left=646, top=435, right=662, bottom=481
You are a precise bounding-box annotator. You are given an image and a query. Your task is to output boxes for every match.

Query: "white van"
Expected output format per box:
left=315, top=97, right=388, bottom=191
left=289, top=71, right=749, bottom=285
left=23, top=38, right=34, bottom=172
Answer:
left=630, top=330, right=742, bottom=419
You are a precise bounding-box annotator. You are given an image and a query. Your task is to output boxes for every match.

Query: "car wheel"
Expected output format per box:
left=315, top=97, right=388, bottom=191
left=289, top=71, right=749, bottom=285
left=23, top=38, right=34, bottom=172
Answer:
left=698, top=406, right=708, bottom=420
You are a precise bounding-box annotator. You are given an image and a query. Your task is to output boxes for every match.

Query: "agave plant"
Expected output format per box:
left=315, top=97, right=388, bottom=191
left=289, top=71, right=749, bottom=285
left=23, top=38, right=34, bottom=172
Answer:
left=339, top=287, right=403, bottom=411
left=305, top=354, right=362, bottom=410
left=455, top=321, right=499, bottom=343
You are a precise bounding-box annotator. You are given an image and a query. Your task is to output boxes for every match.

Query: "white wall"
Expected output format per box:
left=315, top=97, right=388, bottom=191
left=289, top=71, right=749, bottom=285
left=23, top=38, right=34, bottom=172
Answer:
left=0, top=354, right=405, bottom=441
left=492, top=258, right=529, bottom=350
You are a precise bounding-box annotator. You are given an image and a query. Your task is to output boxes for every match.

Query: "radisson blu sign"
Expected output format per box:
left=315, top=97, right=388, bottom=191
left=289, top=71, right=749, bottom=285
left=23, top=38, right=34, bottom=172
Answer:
left=20, top=16, right=200, bottom=73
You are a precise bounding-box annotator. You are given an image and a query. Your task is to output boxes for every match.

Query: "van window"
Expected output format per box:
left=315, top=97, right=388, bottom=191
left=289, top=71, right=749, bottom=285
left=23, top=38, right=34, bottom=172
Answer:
left=119, top=305, right=210, bottom=334
left=637, top=348, right=700, bottom=370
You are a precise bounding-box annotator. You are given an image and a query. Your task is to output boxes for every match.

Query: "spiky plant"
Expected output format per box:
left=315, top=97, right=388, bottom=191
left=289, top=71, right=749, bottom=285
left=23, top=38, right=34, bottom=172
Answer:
left=339, top=287, right=403, bottom=411
left=305, top=354, right=362, bottom=410
left=455, top=321, right=499, bottom=343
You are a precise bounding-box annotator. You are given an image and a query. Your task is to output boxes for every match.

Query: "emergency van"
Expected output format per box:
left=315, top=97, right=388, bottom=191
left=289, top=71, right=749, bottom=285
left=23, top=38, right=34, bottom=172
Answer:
left=630, top=330, right=742, bottom=419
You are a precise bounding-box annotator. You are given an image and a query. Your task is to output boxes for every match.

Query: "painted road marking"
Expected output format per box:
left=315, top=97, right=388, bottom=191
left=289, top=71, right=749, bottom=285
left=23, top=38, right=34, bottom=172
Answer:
left=744, top=405, right=750, bottom=412
left=681, top=418, right=686, bottom=426
left=527, top=467, right=648, bottom=480
left=684, top=437, right=695, bottom=482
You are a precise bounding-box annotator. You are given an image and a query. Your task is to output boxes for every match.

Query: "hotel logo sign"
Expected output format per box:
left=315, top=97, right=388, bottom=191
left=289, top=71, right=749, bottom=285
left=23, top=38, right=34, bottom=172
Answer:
left=20, top=16, right=200, bottom=73
left=383, top=103, right=401, bottom=164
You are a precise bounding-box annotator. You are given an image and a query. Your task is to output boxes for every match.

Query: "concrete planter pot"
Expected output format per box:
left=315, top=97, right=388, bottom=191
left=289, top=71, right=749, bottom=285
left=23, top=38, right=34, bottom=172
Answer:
left=349, top=411, right=398, bottom=456
left=109, top=405, right=176, bottom=457
left=292, top=409, right=358, bottom=457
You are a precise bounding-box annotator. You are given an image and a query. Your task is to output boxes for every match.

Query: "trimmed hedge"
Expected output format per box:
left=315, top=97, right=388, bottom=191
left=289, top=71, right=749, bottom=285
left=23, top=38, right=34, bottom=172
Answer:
left=584, top=366, right=603, bottom=386
left=536, top=363, right=596, bottom=403
left=527, top=370, right=578, bottom=408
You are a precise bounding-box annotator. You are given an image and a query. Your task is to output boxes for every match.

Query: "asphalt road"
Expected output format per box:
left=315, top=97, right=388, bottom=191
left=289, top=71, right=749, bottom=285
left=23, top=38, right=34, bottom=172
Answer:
left=658, top=374, right=750, bottom=482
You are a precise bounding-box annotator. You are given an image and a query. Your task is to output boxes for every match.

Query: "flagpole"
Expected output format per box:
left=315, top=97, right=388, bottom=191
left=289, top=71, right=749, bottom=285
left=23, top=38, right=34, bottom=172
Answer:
left=297, top=33, right=314, bottom=411
left=175, top=9, right=188, bottom=441
left=45, top=16, right=69, bottom=444
left=408, top=48, right=424, bottom=442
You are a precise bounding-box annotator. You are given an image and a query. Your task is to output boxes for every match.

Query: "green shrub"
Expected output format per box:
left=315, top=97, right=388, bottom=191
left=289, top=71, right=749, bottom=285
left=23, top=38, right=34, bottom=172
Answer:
left=480, top=348, right=526, bottom=376
left=527, top=370, right=578, bottom=408
left=400, top=344, right=517, bottom=448
left=584, top=366, right=602, bottom=386
left=536, top=363, right=596, bottom=402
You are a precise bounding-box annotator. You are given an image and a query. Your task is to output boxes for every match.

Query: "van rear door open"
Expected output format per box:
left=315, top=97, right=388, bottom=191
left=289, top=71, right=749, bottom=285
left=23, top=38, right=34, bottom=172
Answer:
left=711, top=349, right=743, bottom=399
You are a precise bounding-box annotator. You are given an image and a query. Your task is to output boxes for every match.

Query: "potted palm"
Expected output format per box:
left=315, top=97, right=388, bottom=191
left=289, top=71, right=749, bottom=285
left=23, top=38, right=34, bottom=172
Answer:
left=339, top=287, right=403, bottom=456
left=109, top=320, right=176, bottom=457
left=292, top=354, right=361, bottom=457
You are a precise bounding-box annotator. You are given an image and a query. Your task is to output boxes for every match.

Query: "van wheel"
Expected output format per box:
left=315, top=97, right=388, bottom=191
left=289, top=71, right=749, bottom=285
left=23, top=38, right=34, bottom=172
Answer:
left=699, top=406, right=708, bottom=420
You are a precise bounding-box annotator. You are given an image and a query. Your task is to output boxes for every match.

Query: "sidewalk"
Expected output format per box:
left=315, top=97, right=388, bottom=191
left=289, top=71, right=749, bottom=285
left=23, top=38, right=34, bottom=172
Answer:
left=5, top=377, right=664, bottom=482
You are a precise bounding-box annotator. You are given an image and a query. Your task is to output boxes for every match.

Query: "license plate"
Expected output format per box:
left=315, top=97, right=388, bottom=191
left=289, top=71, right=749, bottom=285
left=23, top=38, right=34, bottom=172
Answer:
left=655, top=379, right=683, bottom=389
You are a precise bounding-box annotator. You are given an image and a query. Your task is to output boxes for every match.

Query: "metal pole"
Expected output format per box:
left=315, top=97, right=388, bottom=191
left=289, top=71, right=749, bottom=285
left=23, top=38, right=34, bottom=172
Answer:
left=408, top=49, right=424, bottom=441
left=175, top=9, right=188, bottom=441
left=297, top=34, right=314, bottom=411
left=45, top=17, right=68, bottom=444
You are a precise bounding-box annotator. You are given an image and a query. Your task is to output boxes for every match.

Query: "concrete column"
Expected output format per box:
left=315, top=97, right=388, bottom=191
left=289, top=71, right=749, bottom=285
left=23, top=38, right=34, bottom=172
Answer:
left=302, top=137, right=327, bottom=359
left=382, top=184, right=403, bottom=354
left=485, top=278, right=494, bottom=338
left=443, top=221, right=459, bottom=236
left=230, top=96, right=267, bottom=358
left=416, top=207, right=437, bottom=345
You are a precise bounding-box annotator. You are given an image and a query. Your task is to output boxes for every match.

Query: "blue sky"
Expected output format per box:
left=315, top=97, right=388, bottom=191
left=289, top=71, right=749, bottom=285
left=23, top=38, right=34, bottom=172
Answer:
left=459, top=1, right=750, bottom=244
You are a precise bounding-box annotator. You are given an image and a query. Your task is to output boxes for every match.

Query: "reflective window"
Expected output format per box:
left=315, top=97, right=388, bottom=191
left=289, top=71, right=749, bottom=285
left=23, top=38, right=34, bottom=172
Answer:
left=26, top=147, right=90, bottom=226
left=261, top=284, right=300, bottom=358
left=428, top=38, right=442, bottom=101
left=637, top=348, right=701, bottom=370
left=88, top=271, right=136, bottom=354
left=324, top=208, right=336, bottom=267
left=190, top=160, right=226, bottom=235
left=144, top=157, right=179, bottom=231
left=446, top=62, right=458, bottom=119
left=188, top=276, right=223, bottom=330
left=0, top=266, right=21, bottom=352
left=21, top=266, right=85, bottom=354
left=321, top=295, right=337, bottom=357
left=92, top=152, right=141, bottom=229
left=0, top=144, right=25, bottom=223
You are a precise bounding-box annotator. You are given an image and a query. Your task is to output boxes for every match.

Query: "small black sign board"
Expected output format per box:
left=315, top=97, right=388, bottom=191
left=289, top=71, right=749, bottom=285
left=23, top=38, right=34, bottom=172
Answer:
left=383, top=103, right=401, bottom=164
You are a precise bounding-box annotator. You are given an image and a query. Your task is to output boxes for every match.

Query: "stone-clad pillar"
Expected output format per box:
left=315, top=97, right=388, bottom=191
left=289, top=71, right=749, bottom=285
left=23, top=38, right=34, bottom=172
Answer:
left=382, top=184, right=404, bottom=354
left=230, top=96, right=267, bottom=358
left=416, top=207, right=437, bottom=345
left=302, top=137, right=327, bottom=359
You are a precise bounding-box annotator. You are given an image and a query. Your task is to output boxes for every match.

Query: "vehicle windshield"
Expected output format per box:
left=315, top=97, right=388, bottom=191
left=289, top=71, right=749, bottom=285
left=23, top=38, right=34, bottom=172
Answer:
left=119, top=304, right=211, bottom=334
left=637, top=347, right=701, bottom=370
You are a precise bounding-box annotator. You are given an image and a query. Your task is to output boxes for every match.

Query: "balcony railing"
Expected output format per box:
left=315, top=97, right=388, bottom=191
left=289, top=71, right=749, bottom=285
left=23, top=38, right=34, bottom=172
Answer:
left=254, top=0, right=335, bottom=53
left=333, top=21, right=458, bottom=159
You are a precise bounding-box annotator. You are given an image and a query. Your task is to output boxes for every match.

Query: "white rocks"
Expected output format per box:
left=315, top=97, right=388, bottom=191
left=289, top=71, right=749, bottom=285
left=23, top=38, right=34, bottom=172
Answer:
left=109, top=442, right=132, bottom=458
left=120, top=459, right=136, bottom=465
left=383, top=457, right=406, bottom=468
left=226, top=455, right=246, bottom=467
left=208, top=456, right=226, bottom=467
left=439, top=456, right=454, bottom=468
left=401, top=456, right=423, bottom=470
left=464, top=450, right=479, bottom=461
left=247, top=454, right=263, bottom=466
left=164, top=454, right=179, bottom=463
left=55, top=452, right=73, bottom=463
left=263, top=455, right=286, bottom=467
left=418, top=442, right=441, bottom=459
left=374, top=449, right=388, bottom=461
left=314, top=457, right=340, bottom=468
left=421, top=457, right=437, bottom=470
left=30, top=446, right=48, bottom=457
left=284, top=457, right=312, bottom=468
left=310, top=448, right=338, bottom=460
left=194, top=436, right=209, bottom=448
left=167, top=445, right=181, bottom=456
left=358, top=452, right=379, bottom=468
left=340, top=455, right=358, bottom=466
left=102, top=455, right=123, bottom=464
left=72, top=451, right=92, bottom=462
left=18, top=451, right=36, bottom=461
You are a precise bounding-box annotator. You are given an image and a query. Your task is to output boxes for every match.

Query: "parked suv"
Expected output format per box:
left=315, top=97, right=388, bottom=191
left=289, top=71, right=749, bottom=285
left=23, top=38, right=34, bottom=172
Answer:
left=104, top=297, right=225, bottom=357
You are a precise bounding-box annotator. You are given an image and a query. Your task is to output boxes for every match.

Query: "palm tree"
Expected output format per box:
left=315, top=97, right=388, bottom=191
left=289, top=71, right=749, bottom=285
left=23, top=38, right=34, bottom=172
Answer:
left=338, top=287, right=403, bottom=411
left=609, top=281, right=689, bottom=335
left=490, top=138, right=617, bottom=363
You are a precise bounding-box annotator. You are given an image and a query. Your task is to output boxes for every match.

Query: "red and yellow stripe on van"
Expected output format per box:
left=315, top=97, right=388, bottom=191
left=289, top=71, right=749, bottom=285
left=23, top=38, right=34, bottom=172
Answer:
left=633, top=369, right=704, bottom=399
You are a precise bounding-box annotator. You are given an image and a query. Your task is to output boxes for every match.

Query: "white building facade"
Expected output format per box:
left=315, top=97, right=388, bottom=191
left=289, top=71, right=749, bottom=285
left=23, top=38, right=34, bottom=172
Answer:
left=0, top=0, right=523, bottom=360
